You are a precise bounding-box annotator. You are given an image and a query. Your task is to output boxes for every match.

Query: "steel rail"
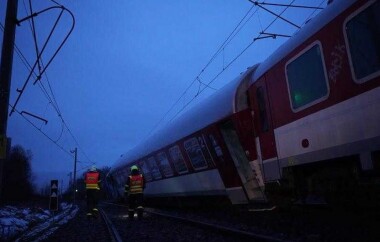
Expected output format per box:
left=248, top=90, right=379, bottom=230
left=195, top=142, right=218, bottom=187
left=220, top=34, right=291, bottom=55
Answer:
left=98, top=207, right=123, bottom=242
left=147, top=209, right=289, bottom=242
left=103, top=202, right=289, bottom=242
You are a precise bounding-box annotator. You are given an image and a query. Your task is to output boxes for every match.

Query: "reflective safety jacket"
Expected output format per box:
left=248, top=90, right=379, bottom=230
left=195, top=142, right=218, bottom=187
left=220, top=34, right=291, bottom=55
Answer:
left=85, top=171, right=100, bottom=190
left=125, top=174, right=144, bottom=194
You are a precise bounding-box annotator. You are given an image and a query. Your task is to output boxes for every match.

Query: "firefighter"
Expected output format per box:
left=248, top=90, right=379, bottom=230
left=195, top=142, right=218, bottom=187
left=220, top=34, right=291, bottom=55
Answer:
left=125, top=165, right=145, bottom=219
left=84, top=165, right=101, bottom=217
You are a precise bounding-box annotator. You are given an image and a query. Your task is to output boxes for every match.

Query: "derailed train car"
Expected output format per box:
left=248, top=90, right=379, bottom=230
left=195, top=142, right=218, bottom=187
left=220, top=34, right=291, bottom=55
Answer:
left=110, top=0, right=380, bottom=205
left=110, top=65, right=265, bottom=204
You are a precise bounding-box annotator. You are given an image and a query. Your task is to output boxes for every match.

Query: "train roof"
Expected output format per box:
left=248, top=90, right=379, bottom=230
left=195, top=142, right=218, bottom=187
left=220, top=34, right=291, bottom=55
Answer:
left=111, top=66, right=257, bottom=172
left=251, top=0, right=356, bottom=82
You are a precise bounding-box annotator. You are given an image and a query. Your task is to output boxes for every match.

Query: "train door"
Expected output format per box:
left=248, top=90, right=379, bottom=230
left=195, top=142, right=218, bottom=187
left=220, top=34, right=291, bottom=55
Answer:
left=250, top=78, right=281, bottom=181
left=220, top=121, right=266, bottom=201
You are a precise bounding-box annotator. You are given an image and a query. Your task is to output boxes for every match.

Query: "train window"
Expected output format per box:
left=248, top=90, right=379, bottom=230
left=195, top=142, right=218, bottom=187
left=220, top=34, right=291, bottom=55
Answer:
left=209, top=134, right=224, bottom=161
left=184, top=137, right=208, bottom=170
left=169, top=145, right=188, bottom=174
left=286, top=42, right=329, bottom=111
left=256, top=87, right=269, bottom=132
left=137, top=160, right=153, bottom=181
left=146, top=156, right=162, bottom=180
left=345, top=1, right=380, bottom=83
left=114, top=172, right=121, bottom=186
left=156, top=152, right=174, bottom=177
left=200, top=135, right=215, bottom=166
left=122, top=166, right=130, bottom=181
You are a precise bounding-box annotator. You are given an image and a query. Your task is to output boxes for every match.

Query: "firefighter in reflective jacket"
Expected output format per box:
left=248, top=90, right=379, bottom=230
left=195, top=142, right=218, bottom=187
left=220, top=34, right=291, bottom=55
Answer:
left=125, top=165, right=145, bottom=219
left=84, top=165, right=101, bottom=216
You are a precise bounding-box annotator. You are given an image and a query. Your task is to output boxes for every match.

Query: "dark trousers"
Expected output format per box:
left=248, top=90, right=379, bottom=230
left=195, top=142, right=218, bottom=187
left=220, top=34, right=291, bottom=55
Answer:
left=128, top=193, right=143, bottom=213
left=86, top=189, right=99, bottom=213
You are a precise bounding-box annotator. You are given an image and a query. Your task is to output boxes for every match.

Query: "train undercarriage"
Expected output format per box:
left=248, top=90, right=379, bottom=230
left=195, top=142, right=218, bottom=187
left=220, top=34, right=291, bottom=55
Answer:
left=265, top=151, right=380, bottom=209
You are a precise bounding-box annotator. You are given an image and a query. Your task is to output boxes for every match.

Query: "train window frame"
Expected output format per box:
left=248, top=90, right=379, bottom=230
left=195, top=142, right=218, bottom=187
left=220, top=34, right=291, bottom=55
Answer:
left=123, top=166, right=130, bottom=182
left=137, top=160, right=153, bottom=182
left=285, top=40, right=330, bottom=112
left=168, top=145, right=189, bottom=174
left=183, top=137, right=208, bottom=171
left=343, top=0, right=380, bottom=84
left=156, top=151, right=174, bottom=177
left=200, top=134, right=216, bottom=166
left=146, top=156, right=162, bottom=180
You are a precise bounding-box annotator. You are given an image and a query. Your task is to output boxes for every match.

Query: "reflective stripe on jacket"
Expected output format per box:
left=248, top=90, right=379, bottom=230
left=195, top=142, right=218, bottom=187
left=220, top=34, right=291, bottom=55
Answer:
left=85, top=171, right=100, bottom=190
left=128, top=174, right=144, bottom=194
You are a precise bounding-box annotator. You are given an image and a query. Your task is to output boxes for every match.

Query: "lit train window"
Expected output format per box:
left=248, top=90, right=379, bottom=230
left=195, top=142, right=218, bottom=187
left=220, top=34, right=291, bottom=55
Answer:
left=137, top=160, right=153, bottom=181
left=146, top=156, right=162, bottom=180
left=286, top=42, right=329, bottom=112
left=156, top=152, right=174, bottom=177
left=184, top=137, right=208, bottom=170
left=345, top=1, right=380, bottom=83
left=169, top=145, right=188, bottom=174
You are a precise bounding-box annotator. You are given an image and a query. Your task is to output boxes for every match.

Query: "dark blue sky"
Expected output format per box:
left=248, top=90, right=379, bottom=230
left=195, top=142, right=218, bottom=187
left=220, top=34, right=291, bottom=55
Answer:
left=0, top=0, right=326, bottom=191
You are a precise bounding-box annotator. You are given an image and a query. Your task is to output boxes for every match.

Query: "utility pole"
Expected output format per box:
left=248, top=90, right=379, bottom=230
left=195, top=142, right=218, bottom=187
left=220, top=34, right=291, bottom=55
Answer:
left=67, top=171, right=72, bottom=189
left=70, top=148, right=77, bottom=204
left=0, top=0, right=19, bottom=201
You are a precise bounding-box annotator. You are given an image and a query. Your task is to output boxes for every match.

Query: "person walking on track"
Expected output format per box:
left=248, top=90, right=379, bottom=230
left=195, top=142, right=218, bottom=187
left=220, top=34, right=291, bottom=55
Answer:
left=125, top=165, right=145, bottom=219
left=84, top=165, right=101, bottom=217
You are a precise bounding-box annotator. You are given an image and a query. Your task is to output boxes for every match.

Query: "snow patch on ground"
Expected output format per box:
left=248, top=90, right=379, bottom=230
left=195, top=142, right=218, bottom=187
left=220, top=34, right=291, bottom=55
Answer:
left=0, top=202, right=78, bottom=241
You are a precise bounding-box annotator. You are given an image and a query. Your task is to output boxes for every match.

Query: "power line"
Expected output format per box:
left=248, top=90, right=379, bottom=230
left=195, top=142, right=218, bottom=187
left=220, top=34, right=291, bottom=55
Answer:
left=168, top=0, right=308, bottom=122
left=2, top=3, right=94, bottom=165
left=10, top=4, right=77, bottom=117
left=300, top=0, right=327, bottom=26
left=250, top=1, right=324, bottom=10
left=19, top=2, right=93, bottom=164
left=1, top=21, right=62, bottom=120
left=145, top=4, right=260, bottom=138
left=23, top=0, right=64, bottom=117
left=201, top=4, right=257, bottom=74
left=9, top=104, right=73, bottom=157
left=251, top=0, right=301, bottom=29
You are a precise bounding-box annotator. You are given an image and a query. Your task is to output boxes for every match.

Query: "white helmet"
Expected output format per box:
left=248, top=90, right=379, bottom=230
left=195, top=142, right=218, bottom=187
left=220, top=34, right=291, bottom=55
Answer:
left=90, top=165, right=96, bottom=171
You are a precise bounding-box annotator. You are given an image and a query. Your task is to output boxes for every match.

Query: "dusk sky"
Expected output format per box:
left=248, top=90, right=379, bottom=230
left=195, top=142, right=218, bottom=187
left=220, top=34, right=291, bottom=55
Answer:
left=0, top=0, right=327, bottom=191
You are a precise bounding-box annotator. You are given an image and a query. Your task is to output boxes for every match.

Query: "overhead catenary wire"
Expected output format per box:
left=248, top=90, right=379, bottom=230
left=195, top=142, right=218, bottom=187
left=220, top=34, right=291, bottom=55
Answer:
left=26, top=0, right=42, bottom=73
left=22, top=0, right=67, bottom=144
left=300, top=0, right=327, bottom=26
left=3, top=44, right=93, bottom=166
left=1, top=3, right=94, bottom=165
left=23, top=0, right=64, bottom=117
left=251, top=1, right=324, bottom=10
left=9, top=104, right=73, bottom=157
left=168, top=0, right=310, bottom=122
left=144, top=3, right=260, bottom=138
left=251, top=0, right=301, bottom=29
left=1, top=22, right=60, bottom=115
left=147, top=0, right=321, bottom=135
left=169, top=0, right=328, bottom=123
left=10, top=6, right=69, bottom=116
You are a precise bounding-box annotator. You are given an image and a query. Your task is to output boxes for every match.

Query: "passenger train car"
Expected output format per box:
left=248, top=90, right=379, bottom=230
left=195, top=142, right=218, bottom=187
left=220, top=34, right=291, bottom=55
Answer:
left=109, top=0, right=380, bottom=205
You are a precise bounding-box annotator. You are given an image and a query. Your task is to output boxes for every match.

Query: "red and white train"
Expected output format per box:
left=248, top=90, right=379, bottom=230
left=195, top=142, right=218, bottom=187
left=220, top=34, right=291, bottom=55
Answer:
left=110, top=0, right=380, bottom=205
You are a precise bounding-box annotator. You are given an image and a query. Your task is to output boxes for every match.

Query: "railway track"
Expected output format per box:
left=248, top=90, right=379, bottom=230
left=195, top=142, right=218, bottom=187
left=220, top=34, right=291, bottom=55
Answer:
left=98, top=207, right=123, bottom=242
left=40, top=200, right=380, bottom=241
left=101, top=202, right=288, bottom=242
left=38, top=202, right=119, bottom=242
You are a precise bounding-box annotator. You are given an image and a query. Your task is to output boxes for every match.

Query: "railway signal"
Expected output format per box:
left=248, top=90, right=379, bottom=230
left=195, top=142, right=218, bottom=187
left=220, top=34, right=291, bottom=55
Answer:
left=49, top=180, right=59, bottom=211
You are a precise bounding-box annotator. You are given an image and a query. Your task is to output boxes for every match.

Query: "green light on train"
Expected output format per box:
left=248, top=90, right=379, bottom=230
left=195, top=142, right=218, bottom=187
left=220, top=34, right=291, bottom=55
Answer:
left=294, top=93, right=302, bottom=103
